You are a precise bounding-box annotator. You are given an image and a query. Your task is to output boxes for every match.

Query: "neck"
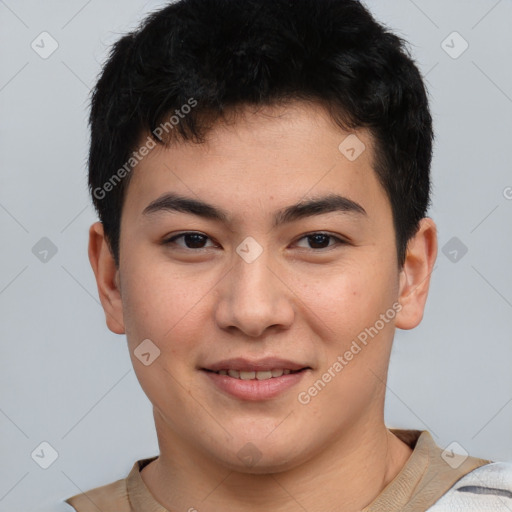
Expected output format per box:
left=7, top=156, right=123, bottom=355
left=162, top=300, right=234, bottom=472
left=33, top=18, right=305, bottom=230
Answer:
left=141, top=410, right=413, bottom=512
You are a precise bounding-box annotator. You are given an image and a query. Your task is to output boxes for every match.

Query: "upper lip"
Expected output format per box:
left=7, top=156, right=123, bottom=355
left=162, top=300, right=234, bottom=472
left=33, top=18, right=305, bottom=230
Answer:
left=202, top=357, right=311, bottom=372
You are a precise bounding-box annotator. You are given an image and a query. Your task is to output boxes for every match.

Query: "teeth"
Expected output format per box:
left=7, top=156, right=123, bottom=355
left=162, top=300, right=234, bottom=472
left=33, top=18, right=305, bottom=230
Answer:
left=215, top=368, right=300, bottom=380
left=256, top=370, right=273, bottom=380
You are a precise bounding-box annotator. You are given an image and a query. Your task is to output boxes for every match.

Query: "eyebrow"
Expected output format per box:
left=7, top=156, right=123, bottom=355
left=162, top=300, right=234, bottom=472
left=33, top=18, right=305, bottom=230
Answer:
left=142, top=192, right=367, bottom=227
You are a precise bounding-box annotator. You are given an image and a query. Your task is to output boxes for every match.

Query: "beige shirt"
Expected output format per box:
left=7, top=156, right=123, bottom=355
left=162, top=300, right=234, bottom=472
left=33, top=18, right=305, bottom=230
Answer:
left=65, top=429, right=491, bottom=511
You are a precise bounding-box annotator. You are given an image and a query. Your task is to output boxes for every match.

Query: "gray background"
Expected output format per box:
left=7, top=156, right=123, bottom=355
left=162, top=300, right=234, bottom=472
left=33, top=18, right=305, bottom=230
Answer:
left=1, top=0, right=511, bottom=510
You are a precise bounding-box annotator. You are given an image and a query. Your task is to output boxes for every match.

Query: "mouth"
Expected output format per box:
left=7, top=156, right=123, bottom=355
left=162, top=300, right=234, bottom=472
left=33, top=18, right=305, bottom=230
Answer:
left=202, top=368, right=308, bottom=380
left=200, top=358, right=312, bottom=401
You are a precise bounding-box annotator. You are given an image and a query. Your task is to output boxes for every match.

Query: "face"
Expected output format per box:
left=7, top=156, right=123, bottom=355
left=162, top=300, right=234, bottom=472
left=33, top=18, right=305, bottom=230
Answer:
left=90, top=100, right=436, bottom=473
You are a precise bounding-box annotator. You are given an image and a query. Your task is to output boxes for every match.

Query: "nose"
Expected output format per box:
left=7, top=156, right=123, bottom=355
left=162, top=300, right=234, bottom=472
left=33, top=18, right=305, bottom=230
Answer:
left=214, top=243, right=295, bottom=338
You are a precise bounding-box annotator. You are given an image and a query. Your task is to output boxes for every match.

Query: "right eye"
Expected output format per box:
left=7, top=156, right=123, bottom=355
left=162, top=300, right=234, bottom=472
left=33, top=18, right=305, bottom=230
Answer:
left=162, top=232, right=218, bottom=250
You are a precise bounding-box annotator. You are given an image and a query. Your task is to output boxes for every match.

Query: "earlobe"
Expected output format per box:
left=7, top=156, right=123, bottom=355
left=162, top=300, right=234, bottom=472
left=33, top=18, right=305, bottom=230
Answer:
left=395, top=217, right=438, bottom=330
left=88, top=221, right=126, bottom=334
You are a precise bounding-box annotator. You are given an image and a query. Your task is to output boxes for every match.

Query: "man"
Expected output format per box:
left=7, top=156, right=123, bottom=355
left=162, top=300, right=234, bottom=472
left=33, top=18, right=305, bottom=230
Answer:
left=64, top=0, right=511, bottom=510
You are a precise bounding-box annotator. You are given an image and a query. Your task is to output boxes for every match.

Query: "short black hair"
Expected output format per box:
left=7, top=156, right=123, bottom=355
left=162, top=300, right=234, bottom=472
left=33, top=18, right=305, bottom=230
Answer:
left=88, top=0, right=433, bottom=268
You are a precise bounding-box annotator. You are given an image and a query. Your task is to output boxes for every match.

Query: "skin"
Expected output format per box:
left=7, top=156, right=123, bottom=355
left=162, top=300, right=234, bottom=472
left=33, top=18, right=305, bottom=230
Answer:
left=89, top=100, right=437, bottom=512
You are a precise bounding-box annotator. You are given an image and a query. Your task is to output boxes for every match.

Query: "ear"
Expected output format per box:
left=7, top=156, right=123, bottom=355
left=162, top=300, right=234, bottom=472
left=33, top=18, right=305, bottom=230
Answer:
left=395, top=217, right=438, bottom=330
left=88, top=221, right=125, bottom=334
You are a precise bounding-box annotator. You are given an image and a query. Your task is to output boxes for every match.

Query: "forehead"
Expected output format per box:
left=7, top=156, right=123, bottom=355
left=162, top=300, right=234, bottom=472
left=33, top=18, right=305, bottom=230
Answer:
left=124, top=101, right=390, bottom=225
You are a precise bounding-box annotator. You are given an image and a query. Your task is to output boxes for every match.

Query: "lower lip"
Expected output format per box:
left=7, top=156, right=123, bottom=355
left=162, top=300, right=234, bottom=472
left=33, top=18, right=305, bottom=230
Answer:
left=202, top=370, right=309, bottom=401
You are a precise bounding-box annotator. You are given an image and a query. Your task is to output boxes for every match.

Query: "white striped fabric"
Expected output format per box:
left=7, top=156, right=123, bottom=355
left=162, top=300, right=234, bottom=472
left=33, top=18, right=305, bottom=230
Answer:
left=427, top=462, right=512, bottom=511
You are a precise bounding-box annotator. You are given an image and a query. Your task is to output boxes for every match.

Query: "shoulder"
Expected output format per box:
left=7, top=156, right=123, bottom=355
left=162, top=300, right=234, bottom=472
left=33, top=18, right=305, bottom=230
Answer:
left=64, top=456, right=158, bottom=511
left=64, top=477, right=130, bottom=512
left=427, top=461, right=512, bottom=511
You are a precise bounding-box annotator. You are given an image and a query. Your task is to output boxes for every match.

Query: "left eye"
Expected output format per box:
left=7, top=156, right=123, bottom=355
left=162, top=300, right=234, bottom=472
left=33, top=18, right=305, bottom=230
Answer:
left=295, top=232, right=345, bottom=250
left=163, top=232, right=216, bottom=249
left=163, top=232, right=345, bottom=250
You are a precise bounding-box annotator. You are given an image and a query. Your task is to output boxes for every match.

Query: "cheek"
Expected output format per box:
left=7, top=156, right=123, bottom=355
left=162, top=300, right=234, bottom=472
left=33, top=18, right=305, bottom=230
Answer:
left=296, top=264, right=398, bottom=418
left=300, top=258, right=398, bottom=340
left=120, top=254, right=202, bottom=346
left=119, top=259, right=207, bottom=410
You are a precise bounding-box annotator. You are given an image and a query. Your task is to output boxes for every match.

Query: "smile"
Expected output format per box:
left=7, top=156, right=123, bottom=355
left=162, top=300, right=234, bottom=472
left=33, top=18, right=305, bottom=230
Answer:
left=205, top=368, right=303, bottom=380
left=201, top=367, right=310, bottom=400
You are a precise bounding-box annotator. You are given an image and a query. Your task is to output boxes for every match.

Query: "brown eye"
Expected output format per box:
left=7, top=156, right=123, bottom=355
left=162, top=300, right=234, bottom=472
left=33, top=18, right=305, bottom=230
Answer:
left=163, top=232, right=215, bottom=249
left=295, top=232, right=346, bottom=250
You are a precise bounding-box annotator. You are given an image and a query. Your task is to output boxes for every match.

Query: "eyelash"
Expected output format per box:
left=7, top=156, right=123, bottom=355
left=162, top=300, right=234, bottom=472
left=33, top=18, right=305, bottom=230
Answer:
left=162, top=231, right=347, bottom=251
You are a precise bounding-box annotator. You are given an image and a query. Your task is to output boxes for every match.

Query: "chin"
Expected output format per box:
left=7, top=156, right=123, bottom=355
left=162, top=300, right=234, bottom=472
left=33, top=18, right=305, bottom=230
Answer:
left=218, top=449, right=303, bottom=475
left=205, top=433, right=312, bottom=475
